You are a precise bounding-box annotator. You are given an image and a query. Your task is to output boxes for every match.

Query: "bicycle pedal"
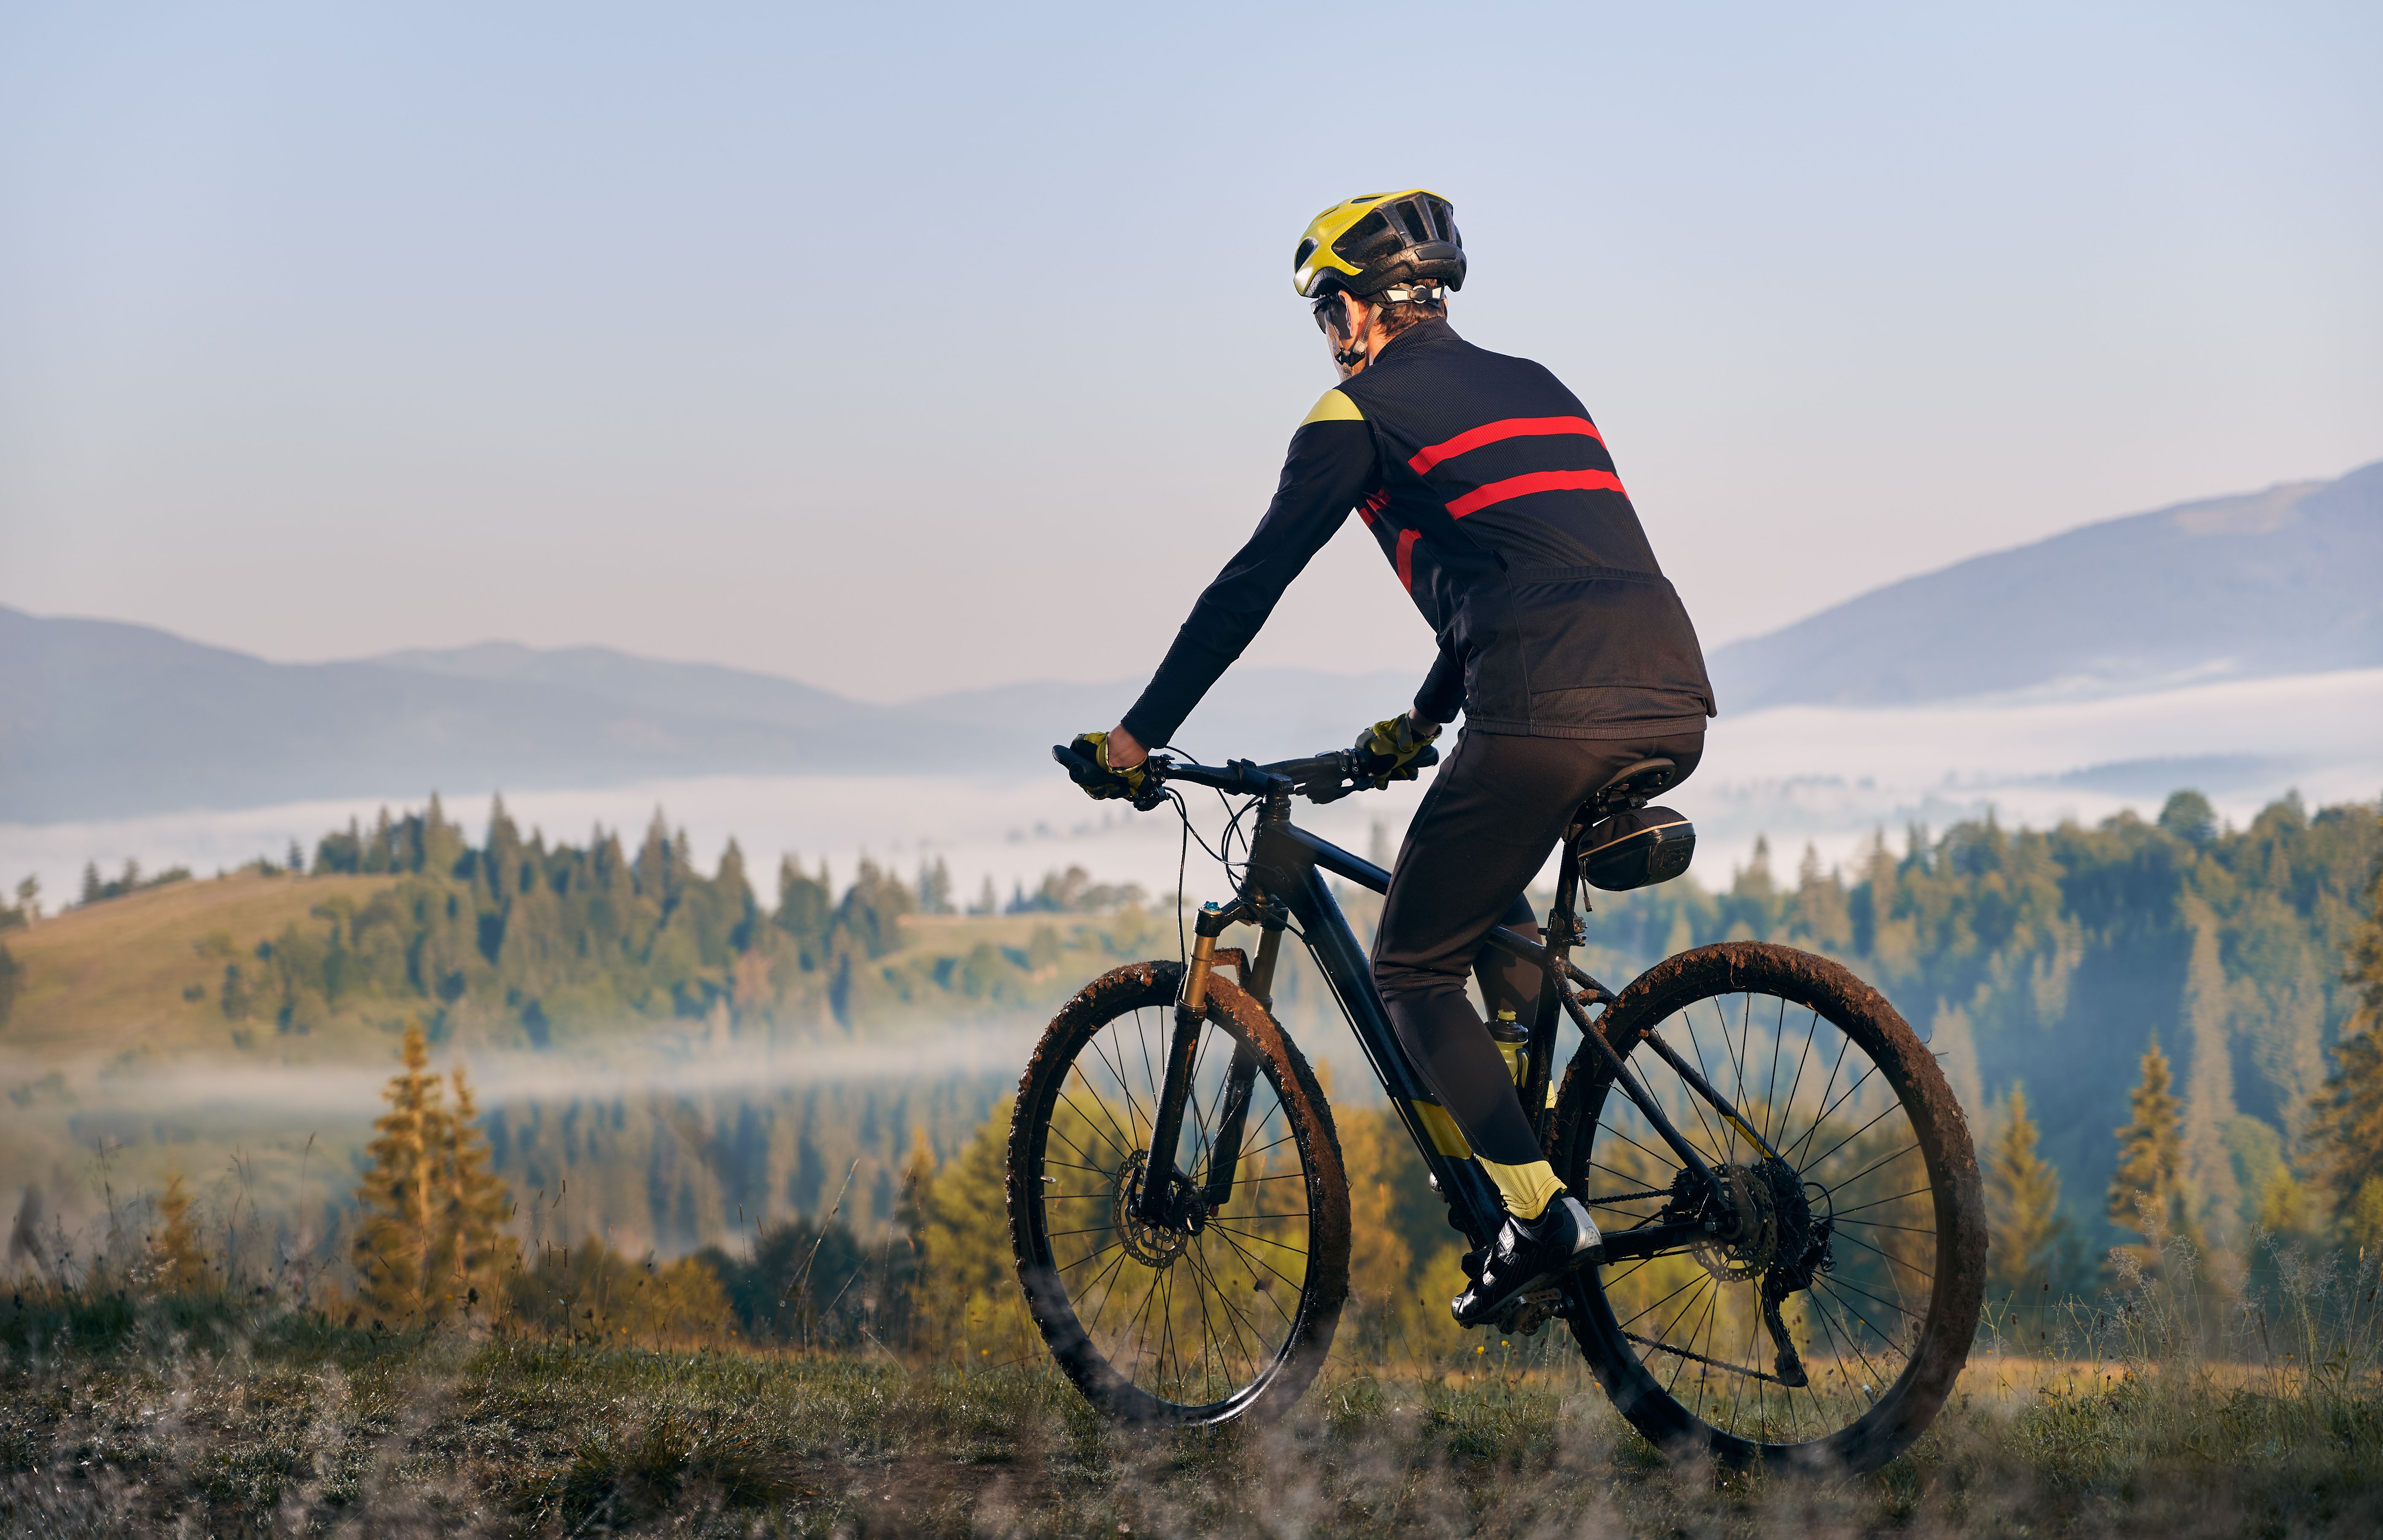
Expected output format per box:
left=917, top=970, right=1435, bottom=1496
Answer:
left=1493, top=1288, right=1563, bottom=1337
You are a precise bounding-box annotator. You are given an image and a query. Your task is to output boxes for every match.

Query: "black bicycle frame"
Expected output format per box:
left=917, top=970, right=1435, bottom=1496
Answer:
left=1129, top=759, right=1765, bottom=1264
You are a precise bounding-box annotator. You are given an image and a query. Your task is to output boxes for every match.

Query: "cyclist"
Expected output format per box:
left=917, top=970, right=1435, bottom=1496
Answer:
left=1069, top=190, right=1715, bottom=1327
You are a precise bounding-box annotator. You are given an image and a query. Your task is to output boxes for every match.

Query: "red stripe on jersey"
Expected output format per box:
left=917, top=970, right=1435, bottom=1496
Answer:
left=1395, top=528, right=1421, bottom=593
left=1408, top=416, right=1605, bottom=475
left=1445, top=468, right=1627, bottom=520
left=1356, top=488, right=1389, bottom=527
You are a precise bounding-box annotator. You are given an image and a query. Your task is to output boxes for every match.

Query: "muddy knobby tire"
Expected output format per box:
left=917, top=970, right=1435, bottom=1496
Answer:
left=1006, top=959, right=1351, bottom=1425
left=1549, top=941, right=1987, bottom=1473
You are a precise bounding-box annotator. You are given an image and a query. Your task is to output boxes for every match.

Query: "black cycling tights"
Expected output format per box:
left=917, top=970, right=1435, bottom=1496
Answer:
left=1371, top=727, right=1705, bottom=1167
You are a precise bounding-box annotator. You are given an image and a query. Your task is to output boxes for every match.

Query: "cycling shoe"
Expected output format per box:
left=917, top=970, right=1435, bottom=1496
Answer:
left=1451, top=1195, right=1601, bottom=1327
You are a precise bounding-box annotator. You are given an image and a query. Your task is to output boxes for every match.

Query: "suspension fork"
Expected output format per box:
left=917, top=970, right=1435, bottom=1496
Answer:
left=1201, top=910, right=1279, bottom=1210
left=1137, top=895, right=1251, bottom=1225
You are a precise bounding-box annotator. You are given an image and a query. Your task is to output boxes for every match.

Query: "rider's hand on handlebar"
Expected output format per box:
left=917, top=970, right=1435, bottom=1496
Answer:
left=1063, top=729, right=1149, bottom=800
left=1353, top=711, right=1442, bottom=789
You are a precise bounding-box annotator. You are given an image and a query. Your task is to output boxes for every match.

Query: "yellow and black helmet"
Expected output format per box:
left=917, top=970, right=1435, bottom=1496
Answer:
left=1292, top=189, right=1465, bottom=300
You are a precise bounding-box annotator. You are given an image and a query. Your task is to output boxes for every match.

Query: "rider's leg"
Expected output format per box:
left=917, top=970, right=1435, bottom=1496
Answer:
left=1373, top=727, right=1705, bottom=1221
left=1473, top=891, right=1544, bottom=1024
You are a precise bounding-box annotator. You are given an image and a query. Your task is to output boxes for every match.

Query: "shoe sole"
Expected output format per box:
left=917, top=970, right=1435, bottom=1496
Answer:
left=1451, top=1244, right=1602, bottom=1328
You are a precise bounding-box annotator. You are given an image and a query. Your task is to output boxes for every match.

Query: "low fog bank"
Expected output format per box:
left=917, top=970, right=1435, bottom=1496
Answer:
left=9, top=664, right=2375, bottom=909
left=0, top=1021, right=1043, bottom=1122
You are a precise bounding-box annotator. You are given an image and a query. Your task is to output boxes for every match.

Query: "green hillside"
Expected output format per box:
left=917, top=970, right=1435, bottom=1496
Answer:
left=3, top=788, right=2376, bottom=1275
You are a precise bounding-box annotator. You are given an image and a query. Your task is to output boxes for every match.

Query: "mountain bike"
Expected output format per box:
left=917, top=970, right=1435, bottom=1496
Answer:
left=1006, top=743, right=1985, bottom=1472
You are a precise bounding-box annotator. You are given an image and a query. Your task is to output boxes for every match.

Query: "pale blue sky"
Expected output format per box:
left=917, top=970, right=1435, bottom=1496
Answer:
left=2, top=2, right=2376, bottom=700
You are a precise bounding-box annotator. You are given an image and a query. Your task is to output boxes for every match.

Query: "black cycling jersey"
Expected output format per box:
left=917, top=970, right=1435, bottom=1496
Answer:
left=1121, top=317, right=1714, bottom=748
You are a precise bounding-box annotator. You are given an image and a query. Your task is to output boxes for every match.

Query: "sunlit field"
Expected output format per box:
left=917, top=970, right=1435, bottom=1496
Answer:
left=6, top=1250, right=2381, bottom=1538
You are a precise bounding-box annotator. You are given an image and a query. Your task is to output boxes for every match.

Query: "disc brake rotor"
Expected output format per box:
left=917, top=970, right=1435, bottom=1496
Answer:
left=1689, top=1164, right=1780, bottom=1283
left=1112, top=1150, right=1193, bottom=1268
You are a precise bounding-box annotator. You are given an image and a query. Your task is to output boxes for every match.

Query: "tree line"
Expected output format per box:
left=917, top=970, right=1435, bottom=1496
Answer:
left=211, top=794, right=1151, bottom=1046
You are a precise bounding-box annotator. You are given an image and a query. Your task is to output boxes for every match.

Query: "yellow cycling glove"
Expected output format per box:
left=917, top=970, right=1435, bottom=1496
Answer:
left=1353, top=713, right=1441, bottom=789
left=1065, top=732, right=1149, bottom=800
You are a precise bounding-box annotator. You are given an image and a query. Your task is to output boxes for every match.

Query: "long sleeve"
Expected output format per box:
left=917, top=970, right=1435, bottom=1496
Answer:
left=1413, top=638, right=1465, bottom=725
left=1120, top=415, right=1378, bottom=748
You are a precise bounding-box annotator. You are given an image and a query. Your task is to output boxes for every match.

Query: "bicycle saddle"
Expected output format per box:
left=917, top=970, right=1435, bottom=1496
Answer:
left=1586, top=758, right=1677, bottom=818
left=1576, top=759, right=1695, bottom=892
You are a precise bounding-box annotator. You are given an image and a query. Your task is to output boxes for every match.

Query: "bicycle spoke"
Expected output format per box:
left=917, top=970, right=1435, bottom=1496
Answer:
left=1832, top=1184, right=1935, bottom=1218
left=1824, top=1139, right=1924, bottom=1197
left=1672, top=1015, right=1732, bottom=1159
left=1760, top=994, right=1788, bottom=1150
left=1836, top=1216, right=1935, bottom=1237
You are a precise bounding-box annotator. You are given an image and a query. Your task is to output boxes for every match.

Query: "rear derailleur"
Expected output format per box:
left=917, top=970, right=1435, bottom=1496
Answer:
left=1662, top=1160, right=1835, bottom=1387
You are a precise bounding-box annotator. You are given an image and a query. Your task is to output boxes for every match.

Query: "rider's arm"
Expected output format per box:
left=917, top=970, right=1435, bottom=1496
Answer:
left=1413, top=639, right=1463, bottom=727
left=1118, top=398, right=1378, bottom=750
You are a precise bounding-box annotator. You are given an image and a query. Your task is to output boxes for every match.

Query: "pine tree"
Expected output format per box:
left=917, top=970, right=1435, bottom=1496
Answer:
left=421, top=791, right=466, bottom=876
left=149, top=1173, right=211, bottom=1294
left=353, top=1021, right=447, bottom=1321
left=2109, top=1037, right=2198, bottom=1265
left=80, top=862, right=101, bottom=906
left=1985, top=1083, right=2068, bottom=1291
left=2178, top=903, right=2241, bottom=1239
left=907, top=1104, right=1030, bottom=1359
left=430, top=1068, right=519, bottom=1316
left=2307, top=827, right=2383, bottom=1244
left=352, top=1024, right=518, bottom=1323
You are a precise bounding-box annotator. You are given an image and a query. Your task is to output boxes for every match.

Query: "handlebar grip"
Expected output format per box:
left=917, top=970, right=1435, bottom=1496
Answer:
left=1412, top=744, right=1441, bottom=769
left=1052, top=742, right=1116, bottom=796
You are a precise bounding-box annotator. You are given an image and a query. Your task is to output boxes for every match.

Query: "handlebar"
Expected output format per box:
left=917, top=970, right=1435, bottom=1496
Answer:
left=1051, top=740, right=1441, bottom=809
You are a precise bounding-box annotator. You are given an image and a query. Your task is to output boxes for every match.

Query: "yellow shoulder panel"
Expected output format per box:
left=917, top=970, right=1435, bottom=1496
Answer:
left=1299, top=388, right=1365, bottom=427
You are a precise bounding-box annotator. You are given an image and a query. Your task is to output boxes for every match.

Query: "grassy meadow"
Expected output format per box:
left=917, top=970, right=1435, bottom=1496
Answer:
left=5, top=1258, right=2383, bottom=1539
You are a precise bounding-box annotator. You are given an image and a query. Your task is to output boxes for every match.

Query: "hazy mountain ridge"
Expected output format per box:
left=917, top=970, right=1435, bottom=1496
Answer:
left=1706, top=459, right=2383, bottom=711
left=0, top=607, right=1416, bottom=821
left=5, top=459, right=2375, bottom=822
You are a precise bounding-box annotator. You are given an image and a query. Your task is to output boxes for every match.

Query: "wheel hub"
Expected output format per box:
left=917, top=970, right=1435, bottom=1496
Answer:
left=1687, top=1163, right=1780, bottom=1283
left=1111, top=1151, right=1203, bottom=1267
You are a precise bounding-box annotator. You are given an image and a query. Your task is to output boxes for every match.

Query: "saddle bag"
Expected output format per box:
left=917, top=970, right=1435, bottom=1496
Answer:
left=1580, top=805, right=1696, bottom=891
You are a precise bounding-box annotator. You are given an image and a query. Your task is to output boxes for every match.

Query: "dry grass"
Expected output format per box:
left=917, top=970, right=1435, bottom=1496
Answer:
left=4, top=1275, right=2381, bottom=1539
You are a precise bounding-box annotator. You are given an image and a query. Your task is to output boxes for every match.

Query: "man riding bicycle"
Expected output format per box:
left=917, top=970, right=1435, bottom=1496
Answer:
left=1069, top=190, right=1715, bottom=1328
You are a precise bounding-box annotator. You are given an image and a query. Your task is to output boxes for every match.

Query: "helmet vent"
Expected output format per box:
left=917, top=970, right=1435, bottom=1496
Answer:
left=1293, top=238, right=1318, bottom=271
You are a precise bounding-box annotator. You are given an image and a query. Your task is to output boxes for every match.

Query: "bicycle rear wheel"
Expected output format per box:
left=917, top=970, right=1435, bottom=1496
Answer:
left=1550, top=942, right=1985, bottom=1472
left=1007, top=960, right=1350, bottom=1425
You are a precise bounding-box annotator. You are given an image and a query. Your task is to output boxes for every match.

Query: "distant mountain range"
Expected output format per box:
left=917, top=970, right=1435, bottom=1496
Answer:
left=3, top=460, right=2375, bottom=822
left=1705, top=459, right=2382, bottom=711
left=0, top=610, right=1413, bottom=822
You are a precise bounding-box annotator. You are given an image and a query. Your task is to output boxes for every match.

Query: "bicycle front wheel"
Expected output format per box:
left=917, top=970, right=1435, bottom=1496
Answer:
left=1007, top=960, right=1350, bottom=1425
left=1551, top=942, right=1986, bottom=1472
